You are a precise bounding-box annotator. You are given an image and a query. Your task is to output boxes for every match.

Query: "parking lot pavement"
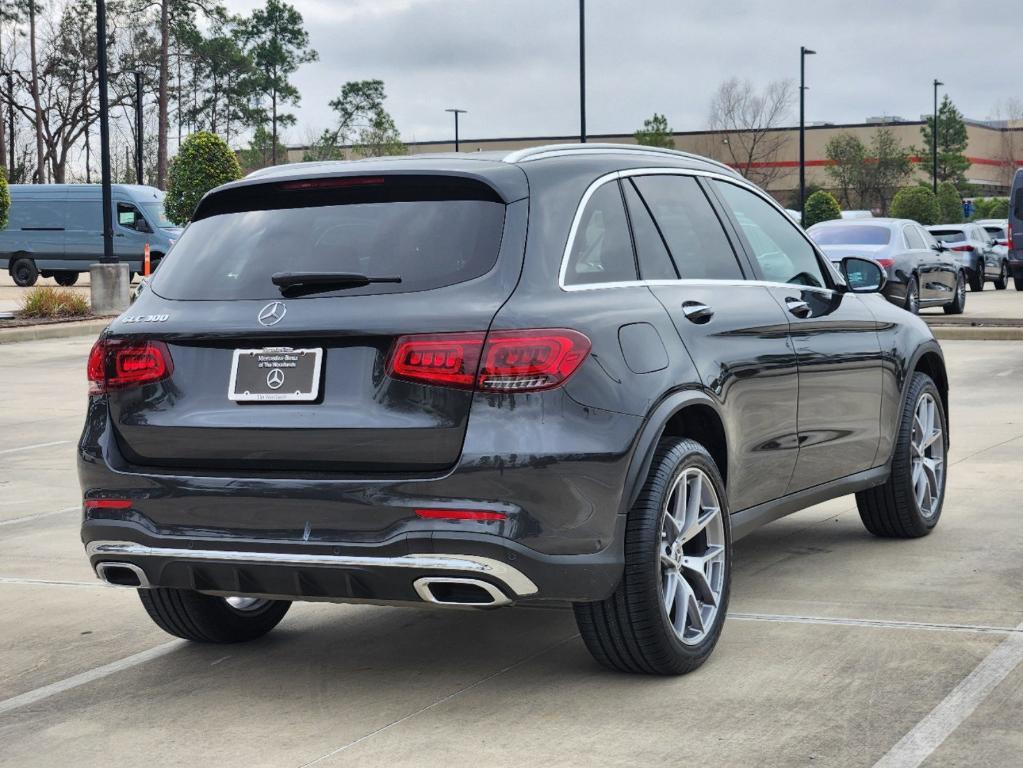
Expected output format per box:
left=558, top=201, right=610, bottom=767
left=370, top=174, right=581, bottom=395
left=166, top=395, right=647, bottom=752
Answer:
left=919, top=286, right=1023, bottom=320
left=1, top=337, right=1022, bottom=767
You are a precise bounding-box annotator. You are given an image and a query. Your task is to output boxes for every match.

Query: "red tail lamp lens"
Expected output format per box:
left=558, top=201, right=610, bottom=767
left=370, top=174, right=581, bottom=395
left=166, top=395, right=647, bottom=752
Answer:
left=84, top=498, right=133, bottom=510
left=950, top=245, right=975, bottom=252
left=279, top=176, right=385, bottom=191
left=88, top=339, right=173, bottom=394
left=874, top=258, right=894, bottom=269
left=415, top=508, right=507, bottom=521
left=387, top=329, right=590, bottom=393
left=388, top=332, right=485, bottom=389
left=478, top=330, right=591, bottom=392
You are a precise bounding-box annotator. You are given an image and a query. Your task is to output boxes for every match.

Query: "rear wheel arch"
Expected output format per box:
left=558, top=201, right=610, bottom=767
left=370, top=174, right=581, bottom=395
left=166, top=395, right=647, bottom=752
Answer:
left=906, top=347, right=949, bottom=443
left=622, top=394, right=729, bottom=516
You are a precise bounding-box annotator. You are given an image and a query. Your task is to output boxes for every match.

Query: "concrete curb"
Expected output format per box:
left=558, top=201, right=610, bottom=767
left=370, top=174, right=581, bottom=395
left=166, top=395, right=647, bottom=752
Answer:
left=0, top=318, right=111, bottom=345
left=929, top=325, right=1023, bottom=341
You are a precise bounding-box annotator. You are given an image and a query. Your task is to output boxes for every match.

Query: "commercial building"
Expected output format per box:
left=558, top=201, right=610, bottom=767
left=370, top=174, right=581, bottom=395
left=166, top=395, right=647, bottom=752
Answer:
left=286, top=117, right=1023, bottom=204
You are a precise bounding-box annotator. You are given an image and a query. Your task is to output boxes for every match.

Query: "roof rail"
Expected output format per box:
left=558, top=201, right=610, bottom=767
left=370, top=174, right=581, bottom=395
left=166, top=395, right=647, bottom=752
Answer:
left=502, top=143, right=737, bottom=174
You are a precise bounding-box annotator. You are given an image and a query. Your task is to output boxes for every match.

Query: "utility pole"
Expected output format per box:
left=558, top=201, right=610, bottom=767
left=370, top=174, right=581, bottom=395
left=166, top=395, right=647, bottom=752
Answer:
left=579, top=0, right=586, bottom=143
left=92, top=0, right=130, bottom=313
left=134, top=70, right=144, bottom=184
left=445, top=108, right=467, bottom=152
left=799, top=46, right=816, bottom=222
left=933, top=79, right=944, bottom=193
left=6, top=71, right=14, bottom=175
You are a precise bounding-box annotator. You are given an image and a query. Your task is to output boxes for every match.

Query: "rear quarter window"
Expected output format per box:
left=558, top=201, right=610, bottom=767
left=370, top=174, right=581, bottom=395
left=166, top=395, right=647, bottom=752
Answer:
left=151, top=176, right=507, bottom=300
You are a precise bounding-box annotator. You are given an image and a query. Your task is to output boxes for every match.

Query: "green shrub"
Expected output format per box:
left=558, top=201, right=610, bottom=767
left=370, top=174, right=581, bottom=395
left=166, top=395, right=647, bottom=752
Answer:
left=0, top=167, right=10, bottom=230
left=19, top=287, right=91, bottom=319
left=936, top=182, right=962, bottom=223
left=802, top=190, right=842, bottom=228
left=890, top=186, right=940, bottom=225
left=971, top=197, right=1009, bottom=220
left=165, top=131, right=242, bottom=225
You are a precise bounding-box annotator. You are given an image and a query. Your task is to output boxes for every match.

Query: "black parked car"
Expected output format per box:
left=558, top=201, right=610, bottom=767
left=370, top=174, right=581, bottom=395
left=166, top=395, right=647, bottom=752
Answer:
left=807, top=218, right=965, bottom=314
left=80, top=145, right=950, bottom=675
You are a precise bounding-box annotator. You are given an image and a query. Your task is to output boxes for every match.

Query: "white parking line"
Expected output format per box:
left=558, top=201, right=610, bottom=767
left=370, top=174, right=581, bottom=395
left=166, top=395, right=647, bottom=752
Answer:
left=0, top=440, right=73, bottom=456
left=871, top=619, right=1023, bottom=768
left=0, top=576, right=106, bottom=589
left=0, top=506, right=78, bottom=527
left=730, top=612, right=1023, bottom=636
left=0, top=641, right=182, bottom=716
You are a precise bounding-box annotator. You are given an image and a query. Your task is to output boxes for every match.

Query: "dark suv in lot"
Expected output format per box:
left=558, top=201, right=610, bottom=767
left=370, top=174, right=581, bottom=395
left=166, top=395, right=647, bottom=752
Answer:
left=80, top=145, right=949, bottom=675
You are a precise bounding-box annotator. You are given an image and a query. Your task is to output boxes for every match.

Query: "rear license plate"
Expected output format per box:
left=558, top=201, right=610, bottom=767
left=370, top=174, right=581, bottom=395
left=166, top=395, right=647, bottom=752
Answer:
left=229, top=347, right=323, bottom=402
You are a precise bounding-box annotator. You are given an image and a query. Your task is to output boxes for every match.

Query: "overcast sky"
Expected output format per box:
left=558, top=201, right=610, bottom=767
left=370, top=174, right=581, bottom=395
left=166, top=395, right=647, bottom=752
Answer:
left=224, top=0, right=1019, bottom=146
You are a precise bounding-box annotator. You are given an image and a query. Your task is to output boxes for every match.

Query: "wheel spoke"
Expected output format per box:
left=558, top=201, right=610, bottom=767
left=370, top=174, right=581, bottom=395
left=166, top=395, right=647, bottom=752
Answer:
left=684, top=471, right=703, bottom=534
left=663, top=570, right=679, bottom=615
left=921, top=428, right=942, bottom=451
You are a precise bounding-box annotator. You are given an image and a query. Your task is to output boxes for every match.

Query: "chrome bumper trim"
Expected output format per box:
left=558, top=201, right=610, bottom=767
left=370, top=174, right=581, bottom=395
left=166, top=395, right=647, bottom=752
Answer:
left=85, top=540, right=539, bottom=596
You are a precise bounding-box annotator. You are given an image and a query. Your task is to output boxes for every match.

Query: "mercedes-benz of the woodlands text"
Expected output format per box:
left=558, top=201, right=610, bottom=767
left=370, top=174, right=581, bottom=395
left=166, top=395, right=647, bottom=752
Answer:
left=79, top=145, right=949, bottom=674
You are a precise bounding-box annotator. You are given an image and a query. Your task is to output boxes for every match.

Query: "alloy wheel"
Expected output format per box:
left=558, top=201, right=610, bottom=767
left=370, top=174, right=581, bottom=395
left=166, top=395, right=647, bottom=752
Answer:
left=911, top=393, right=944, bottom=518
left=659, top=468, right=726, bottom=646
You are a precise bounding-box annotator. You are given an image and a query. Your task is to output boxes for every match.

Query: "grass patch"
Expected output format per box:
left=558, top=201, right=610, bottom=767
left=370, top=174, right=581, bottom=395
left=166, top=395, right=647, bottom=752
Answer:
left=19, top=286, right=91, bottom=319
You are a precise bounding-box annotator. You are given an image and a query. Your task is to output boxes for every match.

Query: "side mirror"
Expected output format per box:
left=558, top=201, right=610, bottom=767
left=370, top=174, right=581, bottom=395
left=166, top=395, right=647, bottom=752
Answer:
left=931, top=242, right=945, bottom=252
left=841, top=256, right=887, bottom=294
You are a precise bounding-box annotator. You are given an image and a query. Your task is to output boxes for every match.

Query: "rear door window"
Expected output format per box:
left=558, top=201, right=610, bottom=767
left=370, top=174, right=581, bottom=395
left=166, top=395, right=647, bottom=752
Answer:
left=152, top=176, right=507, bottom=300
left=621, top=179, right=677, bottom=280
left=631, top=175, right=744, bottom=280
left=904, top=226, right=926, bottom=250
left=564, top=181, right=638, bottom=285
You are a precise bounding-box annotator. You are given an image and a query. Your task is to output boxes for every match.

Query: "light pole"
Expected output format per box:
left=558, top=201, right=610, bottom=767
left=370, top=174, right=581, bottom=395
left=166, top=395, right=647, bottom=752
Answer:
left=92, top=0, right=130, bottom=313
left=579, top=0, right=586, bottom=143
left=799, top=46, right=816, bottom=222
left=133, top=70, right=144, bottom=184
left=933, top=79, right=943, bottom=193
left=445, top=108, right=466, bottom=152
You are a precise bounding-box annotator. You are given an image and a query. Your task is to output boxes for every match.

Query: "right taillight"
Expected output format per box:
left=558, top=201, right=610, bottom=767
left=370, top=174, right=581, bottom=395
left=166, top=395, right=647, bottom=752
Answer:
left=88, top=338, right=173, bottom=394
left=874, top=258, right=895, bottom=269
left=950, top=244, right=975, bottom=252
left=387, top=329, right=591, bottom=393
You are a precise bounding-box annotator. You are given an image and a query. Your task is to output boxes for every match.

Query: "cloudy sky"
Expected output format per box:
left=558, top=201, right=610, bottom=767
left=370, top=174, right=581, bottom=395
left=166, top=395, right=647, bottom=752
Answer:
left=224, top=0, right=1019, bottom=146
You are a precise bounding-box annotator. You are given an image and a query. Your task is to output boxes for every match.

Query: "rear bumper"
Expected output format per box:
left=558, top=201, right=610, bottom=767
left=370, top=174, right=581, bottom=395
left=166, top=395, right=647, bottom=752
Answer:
left=82, top=516, right=626, bottom=606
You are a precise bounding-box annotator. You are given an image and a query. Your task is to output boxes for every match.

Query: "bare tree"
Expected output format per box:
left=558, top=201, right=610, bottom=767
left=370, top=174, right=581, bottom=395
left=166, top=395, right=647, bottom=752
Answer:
left=707, top=77, right=794, bottom=188
left=990, top=99, right=1023, bottom=189
left=27, top=0, right=45, bottom=182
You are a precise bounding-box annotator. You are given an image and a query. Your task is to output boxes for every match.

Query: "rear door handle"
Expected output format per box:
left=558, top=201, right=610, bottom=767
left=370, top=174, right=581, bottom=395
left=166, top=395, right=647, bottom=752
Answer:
left=784, top=297, right=811, bottom=318
left=681, top=301, right=714, bottom=324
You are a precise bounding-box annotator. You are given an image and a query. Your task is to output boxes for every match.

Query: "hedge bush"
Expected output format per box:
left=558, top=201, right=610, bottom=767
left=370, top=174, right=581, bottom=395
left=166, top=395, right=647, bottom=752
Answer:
left=19, top=286, right=90, bottom=319
left=803, top=190, right=842, bottom=228
left=971, top=197, right=1010, bottom=220
left=165, top=131, right=242, bottom=225
left=0, top=167, right=10, bottom=230
left=936, top=182, right=962, bottom=223
left=891, top=186, right=940, bottom=225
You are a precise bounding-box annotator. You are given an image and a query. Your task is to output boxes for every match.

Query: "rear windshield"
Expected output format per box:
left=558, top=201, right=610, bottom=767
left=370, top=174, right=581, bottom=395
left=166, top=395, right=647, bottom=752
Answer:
left=809, top=225, right=891, bottom=245
left=151, top=176, right=505, bottom=300
left=929, top=229, right=965, bottom=242
left=982, top=225, right=1006, bottom=238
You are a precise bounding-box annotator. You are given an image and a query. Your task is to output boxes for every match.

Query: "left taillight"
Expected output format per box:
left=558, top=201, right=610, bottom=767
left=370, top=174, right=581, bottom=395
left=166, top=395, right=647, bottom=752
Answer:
left=87, top=338, right=173, bottom=394
left=387, top=329, right=591, bottom=393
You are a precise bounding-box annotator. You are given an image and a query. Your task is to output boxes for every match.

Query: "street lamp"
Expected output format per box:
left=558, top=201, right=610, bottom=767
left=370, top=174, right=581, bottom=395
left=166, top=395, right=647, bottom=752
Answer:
left=579, top=0, right=586, bottom=143
left=799, top=46, right=816, bottom=222
left=445, top=108, right=467, bottom=152
left=933, top=79, right=944, bottom=193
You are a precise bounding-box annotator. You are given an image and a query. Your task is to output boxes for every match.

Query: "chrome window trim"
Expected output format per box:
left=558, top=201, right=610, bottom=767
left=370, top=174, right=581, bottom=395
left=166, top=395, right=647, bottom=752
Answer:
left=86, top=540, right=539, bottom=596
left=558, top=167, right=839, bottom=293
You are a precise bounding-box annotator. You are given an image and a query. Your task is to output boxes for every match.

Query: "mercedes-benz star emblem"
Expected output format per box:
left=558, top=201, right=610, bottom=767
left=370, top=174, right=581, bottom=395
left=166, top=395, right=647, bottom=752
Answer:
left=266, top=369, right=285, bottom=390
left=258, top=301, right=287, bottom=327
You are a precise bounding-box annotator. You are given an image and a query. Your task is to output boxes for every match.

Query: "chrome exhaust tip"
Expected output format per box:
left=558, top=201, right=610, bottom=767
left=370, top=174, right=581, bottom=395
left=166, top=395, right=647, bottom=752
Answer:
left=95, top=562, right=151, bottom=589
left=413, top=577, right=511, bottom=607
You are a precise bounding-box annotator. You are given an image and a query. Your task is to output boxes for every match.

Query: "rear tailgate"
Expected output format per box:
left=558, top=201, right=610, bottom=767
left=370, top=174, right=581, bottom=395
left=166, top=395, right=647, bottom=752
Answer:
left=105, top=172, right=527, bottom=474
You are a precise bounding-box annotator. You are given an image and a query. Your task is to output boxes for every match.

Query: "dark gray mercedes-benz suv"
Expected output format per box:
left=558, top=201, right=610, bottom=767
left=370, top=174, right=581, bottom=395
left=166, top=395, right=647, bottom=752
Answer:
left=79, top=144, right=949, bottom=675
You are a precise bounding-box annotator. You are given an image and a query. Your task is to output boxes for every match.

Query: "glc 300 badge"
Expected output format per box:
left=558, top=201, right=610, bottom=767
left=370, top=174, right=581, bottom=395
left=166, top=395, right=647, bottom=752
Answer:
left=258, top=301, right=287, bottom=327
left=122, top=314, right=170, bottom=323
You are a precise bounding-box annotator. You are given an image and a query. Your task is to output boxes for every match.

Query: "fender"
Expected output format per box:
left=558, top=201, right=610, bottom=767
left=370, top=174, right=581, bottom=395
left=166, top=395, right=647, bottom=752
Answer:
left=617, top=388, right=725, bottom=517
left=885, top=338, right=948, bottom=469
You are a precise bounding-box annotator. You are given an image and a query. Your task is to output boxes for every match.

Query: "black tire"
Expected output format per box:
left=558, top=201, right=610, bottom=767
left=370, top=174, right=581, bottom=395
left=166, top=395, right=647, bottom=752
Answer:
left=574, top=438, right=731, bottom=675
left=54, top=271, right=79, bottom=287
left=968, top=267, right=984, bottom=291
left=1015, top=275, right=1023, bottom=292
left=138, top=588, right=290, bottom=643
left=856, top=372, right=946, bottom=538
left=942, top=272, right=966, bottom=315
left=11, top=258, right=39, bottom=287
left=993, top=262, right=1009, bottom=290
left=903, top=276, right=919, bottom=314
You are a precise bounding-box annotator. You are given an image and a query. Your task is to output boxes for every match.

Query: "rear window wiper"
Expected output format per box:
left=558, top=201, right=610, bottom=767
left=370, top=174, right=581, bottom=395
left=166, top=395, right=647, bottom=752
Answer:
left=271, top=271, right=402, bottom=297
